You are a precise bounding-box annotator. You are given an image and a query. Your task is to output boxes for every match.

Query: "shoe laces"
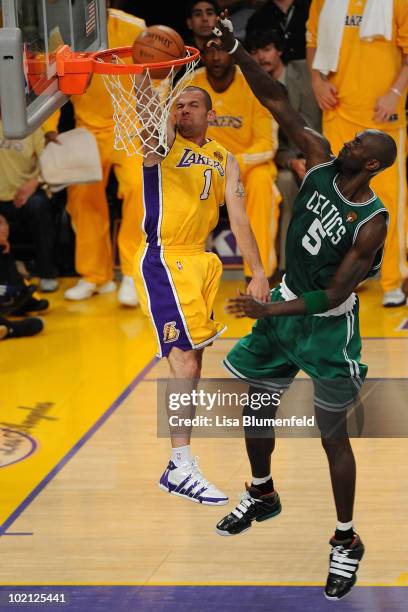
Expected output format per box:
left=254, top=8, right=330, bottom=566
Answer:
left=231, top=491, right=256, bottom=519
left=331, top=542, right=358, bottom=565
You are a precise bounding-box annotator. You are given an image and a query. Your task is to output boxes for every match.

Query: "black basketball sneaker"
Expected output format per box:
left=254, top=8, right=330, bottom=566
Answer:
left=325, top=534, right=365, bottom=600
left=215, top=484, right=281, bottom=536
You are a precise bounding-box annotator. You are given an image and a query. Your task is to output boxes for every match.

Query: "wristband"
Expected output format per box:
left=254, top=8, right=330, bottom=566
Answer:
left=390, top=87, right=402, bottom=97
left=301, top=290, right=330, bottom=315
left=228, top=39, right=239, bottom=55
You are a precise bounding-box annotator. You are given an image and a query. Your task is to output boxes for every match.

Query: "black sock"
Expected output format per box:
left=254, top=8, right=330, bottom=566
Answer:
left=251, top=478, right=274, bottom=495
left=334, top=528, right=355, bottom=541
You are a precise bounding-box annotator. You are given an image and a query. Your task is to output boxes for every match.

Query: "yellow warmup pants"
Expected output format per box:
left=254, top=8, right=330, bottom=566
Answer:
left=67, top=127, right=143, bottom=284
left=323, top=114, right=408, bottom=292
left=242, top=161, right=281, bottom=279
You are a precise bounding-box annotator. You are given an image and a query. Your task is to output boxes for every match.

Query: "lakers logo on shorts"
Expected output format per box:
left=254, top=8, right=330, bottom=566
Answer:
left=163, top=321, right=180, bottom=343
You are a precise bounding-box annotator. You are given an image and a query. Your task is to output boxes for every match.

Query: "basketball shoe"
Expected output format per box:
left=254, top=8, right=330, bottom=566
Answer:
left=325, top=534, right=365, bottom=600
left=0, top=316, right=44, bottom=339
left=215, top=484, right=281, bottom=536
left=0, top=283, right=37, bottom=316
left=159, top=457, right=228, bottom=505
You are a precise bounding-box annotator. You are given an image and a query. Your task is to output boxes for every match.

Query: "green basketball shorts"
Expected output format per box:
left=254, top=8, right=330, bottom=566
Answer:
left=224, top=285, right=367, bottom=412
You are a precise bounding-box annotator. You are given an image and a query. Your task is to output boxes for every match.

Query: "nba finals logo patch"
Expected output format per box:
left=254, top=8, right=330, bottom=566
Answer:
left=163, top=321, right=180, bottom=343
left=346, top=211, right=358, bottom=223
left=214, top=151, right=223, bottom=162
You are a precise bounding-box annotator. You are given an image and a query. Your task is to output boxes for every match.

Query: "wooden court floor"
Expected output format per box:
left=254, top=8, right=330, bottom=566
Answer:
left=0, top=277, right=408, bottom=586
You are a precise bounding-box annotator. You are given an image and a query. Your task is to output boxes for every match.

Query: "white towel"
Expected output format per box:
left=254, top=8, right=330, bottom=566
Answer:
left=360, top=0, right=393, bottom=41
left=312, top=0, right=348, bottom=76
left=39, top=127, right=102, bottom=193
left=313, top=0, right=394, bottom=75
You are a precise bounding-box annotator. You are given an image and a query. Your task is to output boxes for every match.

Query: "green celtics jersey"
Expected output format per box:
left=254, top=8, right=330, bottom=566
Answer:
left=285, top=160, right=388, bottom=294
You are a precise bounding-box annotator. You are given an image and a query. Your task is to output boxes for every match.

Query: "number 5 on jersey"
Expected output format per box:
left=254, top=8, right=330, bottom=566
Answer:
left=302, top=218, right=326, bottom=255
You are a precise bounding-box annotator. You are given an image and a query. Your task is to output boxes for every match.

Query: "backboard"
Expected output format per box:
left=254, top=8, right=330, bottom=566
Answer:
left=0, top=0, right=107, bottom=139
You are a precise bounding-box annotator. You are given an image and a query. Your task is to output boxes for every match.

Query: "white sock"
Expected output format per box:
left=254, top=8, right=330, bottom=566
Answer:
left=336, top=520, right=353, bottom=531
left=171, top=445, right=192, bottom=466
left=252, top=474, right=271, bottom=485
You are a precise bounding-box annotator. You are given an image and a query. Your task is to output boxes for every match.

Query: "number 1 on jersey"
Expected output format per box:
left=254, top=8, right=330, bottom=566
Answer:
left=200, top=169, right=212, bottom=200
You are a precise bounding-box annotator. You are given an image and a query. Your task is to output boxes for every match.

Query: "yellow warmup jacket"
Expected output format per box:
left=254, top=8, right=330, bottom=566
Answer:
left=190, top=67, right=281, bottom=278
left=307, top=0, right=408, bottom=291
left=306, top=0, right=408, bottom=130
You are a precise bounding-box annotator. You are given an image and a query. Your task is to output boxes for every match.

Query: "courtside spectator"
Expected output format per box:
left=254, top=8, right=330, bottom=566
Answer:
left=0, top=215, right=44, bottom=340
left=0, top=118, right=58, bottom=293
left=186, top=0, right=220, bottom=56
left=246, top=0, right=312, bottom=63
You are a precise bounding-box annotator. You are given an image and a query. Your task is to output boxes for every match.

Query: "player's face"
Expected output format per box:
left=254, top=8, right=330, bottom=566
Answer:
left=337, top=132, right=368, bottom=171
left=204, top=45, right=234, bottom=79
left=187, top=2, right=218, bottom=37
left=175, top=92, right=211, bottom=136
left=250, top=43, right=282, bottom=75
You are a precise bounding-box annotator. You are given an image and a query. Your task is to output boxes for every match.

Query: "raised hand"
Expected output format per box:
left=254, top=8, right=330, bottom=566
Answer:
left=209, top=10, right=237, bottom=54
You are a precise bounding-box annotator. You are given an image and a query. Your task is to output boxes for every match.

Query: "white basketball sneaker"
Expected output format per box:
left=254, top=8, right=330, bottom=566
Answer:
left=118, top=275, right=139, bottom=307
left=64, top=279, right=116, bottom=301
left=159, top=456, right=228, bottom=505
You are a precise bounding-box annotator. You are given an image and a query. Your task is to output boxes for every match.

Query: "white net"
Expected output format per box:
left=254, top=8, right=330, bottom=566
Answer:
left=100, top=49, right=200, bottom=157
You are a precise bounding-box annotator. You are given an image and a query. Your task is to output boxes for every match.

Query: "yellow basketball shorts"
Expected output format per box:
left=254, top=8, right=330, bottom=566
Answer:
left=134, top=244, right=226, bottom=357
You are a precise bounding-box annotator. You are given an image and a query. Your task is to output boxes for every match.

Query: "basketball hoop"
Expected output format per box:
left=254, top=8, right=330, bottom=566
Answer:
left=55, top=45, right=201, bottom=157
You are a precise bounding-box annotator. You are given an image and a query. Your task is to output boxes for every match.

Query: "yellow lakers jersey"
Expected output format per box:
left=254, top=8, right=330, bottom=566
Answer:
left=141, top=132, right=228, bottom=247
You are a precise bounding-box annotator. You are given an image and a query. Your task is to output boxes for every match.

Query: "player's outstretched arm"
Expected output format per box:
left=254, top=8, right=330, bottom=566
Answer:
left=134, top=73, right=176, bottom=166
left=228, top=214, right=387, bottom=319
left=212, top=14, right=331, bottom=170
left=225, top=154, right=270, bottom=302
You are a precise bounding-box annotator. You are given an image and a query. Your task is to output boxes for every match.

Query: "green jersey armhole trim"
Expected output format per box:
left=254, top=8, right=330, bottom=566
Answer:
left=300, top=159, right=335, bottom=189
left=333, top=174, right=377, bottom=206
left=352, top=208, right=389, bottom=270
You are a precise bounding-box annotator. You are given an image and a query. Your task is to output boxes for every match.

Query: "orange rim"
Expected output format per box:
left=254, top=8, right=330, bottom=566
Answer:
left=56, top=44, right=200, bottom=76
left=55, top=44, right=200, bottom=95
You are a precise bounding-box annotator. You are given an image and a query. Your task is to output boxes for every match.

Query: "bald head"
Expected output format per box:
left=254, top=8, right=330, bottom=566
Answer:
left=362, top=129, right=397, bottom=171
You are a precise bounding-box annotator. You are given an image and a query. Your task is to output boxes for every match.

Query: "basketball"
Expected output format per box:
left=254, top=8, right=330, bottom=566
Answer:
left=132, top=25, right=185, bottom=79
